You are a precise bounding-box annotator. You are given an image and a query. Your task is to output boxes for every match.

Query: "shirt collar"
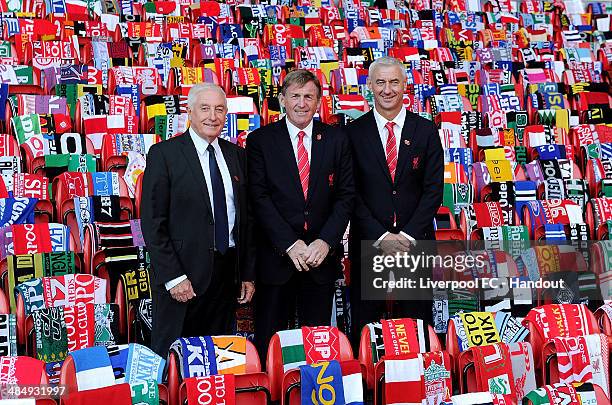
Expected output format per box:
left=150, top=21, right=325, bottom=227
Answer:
left=285, top=118, right=314, bottom=140
left=189, top=127, right=219, bottom=156
left=373, top=106, right=406, bottom=131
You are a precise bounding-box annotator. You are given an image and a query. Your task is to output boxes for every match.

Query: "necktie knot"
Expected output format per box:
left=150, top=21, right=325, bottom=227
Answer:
left=297, top=131, right=306, bottom=141
left=206, top=144, right=215, bottom=154
left=385, top=122, right=394, bottom=133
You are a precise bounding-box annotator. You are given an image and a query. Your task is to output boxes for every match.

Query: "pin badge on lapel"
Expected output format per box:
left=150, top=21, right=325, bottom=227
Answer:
left=404, top=139, right=411, bottom=146
left=316, top=134, right=322, bottom=141
left=233, top=175, right=240, bottom=182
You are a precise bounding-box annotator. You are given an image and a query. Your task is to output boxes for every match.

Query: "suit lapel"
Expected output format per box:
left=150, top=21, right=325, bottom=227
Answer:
left=307, top=120, right=327, bottom=206
left=395, top=113, right=416, bottom=182
left=274, top=118, right=304, bottom=201
left=179, top=132, right=213, bottom=214
left=362, top=111, right=393, bottom=184
left=219, top=140, right=240, bottom=225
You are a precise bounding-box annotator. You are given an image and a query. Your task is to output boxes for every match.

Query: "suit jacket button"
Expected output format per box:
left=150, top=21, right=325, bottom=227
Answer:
left=209, top=220, right=214, bottom=225
left=392, top=190, right=397, bottom=195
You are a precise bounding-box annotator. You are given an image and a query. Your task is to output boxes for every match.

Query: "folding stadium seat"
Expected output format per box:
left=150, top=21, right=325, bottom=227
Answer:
left=585, top=196, right=612, bottom=240
left=23, top=39, right=81, bottom=71
left=595, top=301, right=612, bottom=337
left=358, top=317, right=442, bottom=389
left=61, top=382, right=169, bottom=405
left=267, top=327, right=353, bottom=402
left=90, top=245, right=150, bottom=343
left=166, top=66, right=219, bottom=96
left=523, top=304, right=599, bottom=382
left=107, top=66, right=164, bottom=99
left=0, top=356, right=49, bottom=392
left=100, top=133, right=159, bottom=175
left=460, top=202, right=522, bottom=240
left=459, top=342, right=537, bottom=404
left=0, top=251, right=79, bottom=313
left=140, top=94, right=188, bottom=133
left=168, top=335, right=267, bottom=405
left=319, top=94, right=369, bottom=126
left=522, top=382, right=609, bottom=405
left=60, top=345, right=166, bottom=400
left=519, top=199, right=585, bottom=239
left=57, top=175, right=134, bottom=252
left=26, top=302, right=122, bottom=359
left=5, top=94, right=71, bottom=130
left=329, top=67, right=369, bottom=96
left=446, top=311, right=530, bottom=376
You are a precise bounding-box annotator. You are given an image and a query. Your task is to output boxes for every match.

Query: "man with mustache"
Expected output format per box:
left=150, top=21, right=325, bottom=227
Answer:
left=247, top=69, right=354, bottom=356
left=346, top=57, right=444, bottom=345
left=141, top=83, right=255, bottom=356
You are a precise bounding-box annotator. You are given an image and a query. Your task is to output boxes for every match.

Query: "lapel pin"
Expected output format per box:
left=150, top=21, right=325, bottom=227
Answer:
left=404, top=139, right=411, bottom=146
left=233, top=175, right=240, bottom=182
left=316, top=134, right=322, bottom=141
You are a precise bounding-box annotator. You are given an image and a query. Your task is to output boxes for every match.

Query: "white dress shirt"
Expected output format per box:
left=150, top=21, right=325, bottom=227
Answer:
left=165, top=128, right=236, bottom=290
left=371, top=107, right=415, bottom=246
left=285, top=118, right=313, bottom=253
left=286, top=118, right=313, bottom=164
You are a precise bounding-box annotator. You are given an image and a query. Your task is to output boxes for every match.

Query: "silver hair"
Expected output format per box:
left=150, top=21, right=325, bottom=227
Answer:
left=187, top=83, right=227, bottom=109
left=368, top=56, right=407, bottom=81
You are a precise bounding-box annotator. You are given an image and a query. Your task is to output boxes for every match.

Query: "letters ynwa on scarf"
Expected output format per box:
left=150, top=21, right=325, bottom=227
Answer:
left=302, top=326, right=340, bottom=364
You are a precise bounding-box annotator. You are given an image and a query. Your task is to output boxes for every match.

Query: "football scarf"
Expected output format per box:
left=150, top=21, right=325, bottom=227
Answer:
left=71, top=346, right=116, bottom=391
left=523, top=304, right=597, bottom=340
left=554, top=334, right=609, bottom=396
left=471, top=343, right=516, bottom=401
left=524, top=382, right=597, bottom=405
left=0, top=314, right=17, bottom=356
left=185, top=375, right=236, bottom=405
left=0, top=356, right=46, bottom=386
left=33, top=306, right=68, bottom=363
left=130, top=380, right=159, bottom=405
left=63, top=383, right=133, bottom=404
left=124, top=343, right=165, bottom=384
left=453, top=312, right=528, bottom=352
left=301, top=360, right=345, bottom=405
left=276, top=327, right=341, bottom=372
left=169, top=336, right=247, bottom=379
left=381, top=318, right=430, bottom=356
left=384, top=355, right=425, bottom=405
left=508, top=342, right=537, bottom=401
left=103, top=246, right=149, bottom=301
left=74, top=195, right=122, bottom=242
left=123, top=152, right=146, bottom=198
left=44, top=154, right=97, bottom=179
left=11, top=173, right=49, bottom=200
left=0, top=157, right=21, bottom=193
left=84, top=220, right=144, bottom=253
left=5, top=223, right=71, bottom=258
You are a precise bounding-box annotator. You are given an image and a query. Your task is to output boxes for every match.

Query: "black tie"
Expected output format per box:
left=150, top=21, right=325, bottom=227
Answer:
left=207, top=144, right=229, bottom=254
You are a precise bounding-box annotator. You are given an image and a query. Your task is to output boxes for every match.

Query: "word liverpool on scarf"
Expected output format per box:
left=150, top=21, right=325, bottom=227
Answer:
left=372, top=277, right=567, bottom=290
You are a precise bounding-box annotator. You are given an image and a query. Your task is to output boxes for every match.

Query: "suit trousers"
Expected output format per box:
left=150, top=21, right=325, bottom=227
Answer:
left=151, top=248, right=237, bottom=356
left=255, top=271, right=335, bottom=359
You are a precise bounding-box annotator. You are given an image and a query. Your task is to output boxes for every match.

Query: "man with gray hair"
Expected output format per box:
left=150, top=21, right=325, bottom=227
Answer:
left=141, top=83, right=255, bottom=356
left=345, top=56, right=443, bottom=344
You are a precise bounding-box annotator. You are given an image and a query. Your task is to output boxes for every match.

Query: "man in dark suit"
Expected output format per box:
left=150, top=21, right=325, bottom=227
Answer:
left=141, top=83, right=255, bottom=356
left=247, top=69, right=354, bottom=356
left=346, top=56, right=444, bottom=344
